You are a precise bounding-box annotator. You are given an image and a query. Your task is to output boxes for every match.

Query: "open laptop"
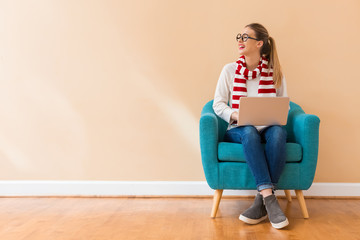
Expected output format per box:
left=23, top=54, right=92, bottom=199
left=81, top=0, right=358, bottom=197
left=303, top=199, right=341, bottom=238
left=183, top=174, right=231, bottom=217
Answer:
left=236, top=97, right=290, bottom=126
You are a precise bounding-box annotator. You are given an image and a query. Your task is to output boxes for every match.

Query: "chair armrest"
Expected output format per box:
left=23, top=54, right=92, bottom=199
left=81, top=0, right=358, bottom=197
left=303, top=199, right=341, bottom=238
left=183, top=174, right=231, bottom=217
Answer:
left=199, top=112, right=220, bottom=189
left=292, top=112, right=321, bottom=189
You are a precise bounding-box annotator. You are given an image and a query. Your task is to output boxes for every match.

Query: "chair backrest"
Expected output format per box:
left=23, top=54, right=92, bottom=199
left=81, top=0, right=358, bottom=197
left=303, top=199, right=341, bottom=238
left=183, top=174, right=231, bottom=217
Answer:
left=284, top=102, right=305, bottom=142
left=203, top=100, right=304, bottom=143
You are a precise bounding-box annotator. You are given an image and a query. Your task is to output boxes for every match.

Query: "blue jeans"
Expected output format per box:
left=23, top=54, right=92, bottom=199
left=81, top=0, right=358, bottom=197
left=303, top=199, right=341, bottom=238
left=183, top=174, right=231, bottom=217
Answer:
left=223, top=125, right=287, bottom=192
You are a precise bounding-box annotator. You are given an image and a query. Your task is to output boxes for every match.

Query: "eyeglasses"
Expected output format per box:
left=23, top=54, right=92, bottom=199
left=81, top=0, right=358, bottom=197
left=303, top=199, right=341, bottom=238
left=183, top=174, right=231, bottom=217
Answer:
left=236, top=33, right=260, bottom=42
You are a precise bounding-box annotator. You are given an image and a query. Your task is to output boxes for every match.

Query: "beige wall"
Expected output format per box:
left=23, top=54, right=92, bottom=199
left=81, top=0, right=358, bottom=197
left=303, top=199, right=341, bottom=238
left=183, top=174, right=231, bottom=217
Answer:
left=0, top=0, right=359, bottom=182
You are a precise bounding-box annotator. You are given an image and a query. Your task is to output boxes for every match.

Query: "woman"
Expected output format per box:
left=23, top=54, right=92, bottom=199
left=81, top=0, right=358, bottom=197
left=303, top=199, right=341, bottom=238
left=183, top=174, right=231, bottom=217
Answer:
left=213, top=23, right=289, bottom=229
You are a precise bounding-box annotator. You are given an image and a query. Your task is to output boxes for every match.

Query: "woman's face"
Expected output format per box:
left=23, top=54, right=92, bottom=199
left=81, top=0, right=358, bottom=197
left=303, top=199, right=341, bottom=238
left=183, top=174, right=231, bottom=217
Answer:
left=237, top=27, right=263, bottom=56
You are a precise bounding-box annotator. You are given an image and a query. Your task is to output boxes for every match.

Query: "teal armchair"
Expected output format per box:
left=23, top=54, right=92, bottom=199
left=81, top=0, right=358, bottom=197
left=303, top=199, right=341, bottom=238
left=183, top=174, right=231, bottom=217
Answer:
left=199, top=100, right=320, bottom=218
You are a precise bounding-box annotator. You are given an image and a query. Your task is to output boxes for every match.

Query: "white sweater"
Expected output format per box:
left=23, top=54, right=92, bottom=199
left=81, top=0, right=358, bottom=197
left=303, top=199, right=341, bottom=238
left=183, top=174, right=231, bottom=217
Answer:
left=213, top=62, right=288, bottom=132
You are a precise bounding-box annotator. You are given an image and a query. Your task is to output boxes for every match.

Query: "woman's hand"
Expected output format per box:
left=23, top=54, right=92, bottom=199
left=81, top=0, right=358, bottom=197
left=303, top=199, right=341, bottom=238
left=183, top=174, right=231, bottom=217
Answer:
left=231, top=111, right=238, bottom=122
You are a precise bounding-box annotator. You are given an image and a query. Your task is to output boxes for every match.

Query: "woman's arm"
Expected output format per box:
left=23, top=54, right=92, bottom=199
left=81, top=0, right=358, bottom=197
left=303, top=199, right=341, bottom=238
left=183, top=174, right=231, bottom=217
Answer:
left=212, top=64, right=237, bottom=123
left=277, top=75, right=288, bottom=97
left=277, top=75, right=290, bottom=110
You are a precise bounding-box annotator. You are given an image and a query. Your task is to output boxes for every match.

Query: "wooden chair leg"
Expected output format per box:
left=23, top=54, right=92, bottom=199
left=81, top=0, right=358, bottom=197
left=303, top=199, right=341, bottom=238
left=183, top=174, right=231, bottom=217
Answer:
left=211, top=189, right=223, bottom=218
left=284, top=190, right=292, bottom=202
left=295, top=190, right=309, bottom=219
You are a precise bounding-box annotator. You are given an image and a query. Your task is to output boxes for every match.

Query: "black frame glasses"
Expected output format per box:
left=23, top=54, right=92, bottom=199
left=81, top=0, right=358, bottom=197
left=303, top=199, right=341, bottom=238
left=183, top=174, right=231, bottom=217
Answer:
left=236, top=33, right=260, bottom=42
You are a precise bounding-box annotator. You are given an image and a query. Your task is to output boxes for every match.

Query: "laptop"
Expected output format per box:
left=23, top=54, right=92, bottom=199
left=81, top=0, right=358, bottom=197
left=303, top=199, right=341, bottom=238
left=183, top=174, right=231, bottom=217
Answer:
left=236, top=97, right=290, bottom=126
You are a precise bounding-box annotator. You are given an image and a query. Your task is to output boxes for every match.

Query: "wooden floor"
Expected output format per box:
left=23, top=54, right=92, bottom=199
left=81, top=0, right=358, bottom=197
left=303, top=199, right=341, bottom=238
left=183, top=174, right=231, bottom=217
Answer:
left=0, top=196, right=360, bottom=240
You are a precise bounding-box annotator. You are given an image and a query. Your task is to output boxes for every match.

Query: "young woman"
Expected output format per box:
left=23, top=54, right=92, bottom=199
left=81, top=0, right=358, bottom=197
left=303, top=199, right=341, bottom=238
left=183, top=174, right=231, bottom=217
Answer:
left=213, top=23, right=289, bottom=229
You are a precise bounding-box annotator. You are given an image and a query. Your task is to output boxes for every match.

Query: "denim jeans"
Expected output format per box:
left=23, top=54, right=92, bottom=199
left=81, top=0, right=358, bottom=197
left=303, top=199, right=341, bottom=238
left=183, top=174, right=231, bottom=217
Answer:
left=223, top=125, right=287, bottom=192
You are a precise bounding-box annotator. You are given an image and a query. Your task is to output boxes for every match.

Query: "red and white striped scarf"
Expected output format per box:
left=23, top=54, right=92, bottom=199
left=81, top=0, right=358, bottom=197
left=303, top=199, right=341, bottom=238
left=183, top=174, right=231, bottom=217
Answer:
left=231, top=55, right=276, bottom=110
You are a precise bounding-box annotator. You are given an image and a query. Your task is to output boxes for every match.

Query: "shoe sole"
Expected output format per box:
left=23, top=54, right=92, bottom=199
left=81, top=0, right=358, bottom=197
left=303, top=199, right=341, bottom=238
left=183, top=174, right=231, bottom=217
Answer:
left=270, top=218, right=289, bottom=229
left=239, top=214, right=268, bottom=224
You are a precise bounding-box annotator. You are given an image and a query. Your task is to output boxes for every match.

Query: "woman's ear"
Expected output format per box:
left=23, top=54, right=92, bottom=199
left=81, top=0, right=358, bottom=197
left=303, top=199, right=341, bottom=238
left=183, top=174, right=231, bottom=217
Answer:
left=257, top=40, right=264, bottom=49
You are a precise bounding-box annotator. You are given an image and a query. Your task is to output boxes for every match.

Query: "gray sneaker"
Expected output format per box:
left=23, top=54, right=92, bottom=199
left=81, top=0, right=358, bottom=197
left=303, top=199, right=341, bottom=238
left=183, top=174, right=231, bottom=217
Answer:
left=239, top=193, right=267, bottom=224
left=263, top=194, right=289, bottom=229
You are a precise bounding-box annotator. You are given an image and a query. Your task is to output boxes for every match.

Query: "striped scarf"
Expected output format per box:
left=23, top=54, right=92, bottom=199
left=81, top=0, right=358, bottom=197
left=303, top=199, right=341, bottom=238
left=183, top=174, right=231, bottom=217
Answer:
left=231, top=55, right=276, bottom=110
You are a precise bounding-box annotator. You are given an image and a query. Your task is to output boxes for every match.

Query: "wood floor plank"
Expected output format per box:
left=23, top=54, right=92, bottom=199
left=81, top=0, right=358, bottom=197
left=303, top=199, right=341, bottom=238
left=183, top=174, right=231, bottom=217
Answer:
left=0, top=197, right=359, bottom=240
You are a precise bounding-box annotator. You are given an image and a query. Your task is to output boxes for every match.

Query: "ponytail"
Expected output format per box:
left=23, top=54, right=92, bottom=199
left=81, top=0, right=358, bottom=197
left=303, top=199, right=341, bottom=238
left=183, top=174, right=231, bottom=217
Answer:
left=268, top=36, right=282, bottom=88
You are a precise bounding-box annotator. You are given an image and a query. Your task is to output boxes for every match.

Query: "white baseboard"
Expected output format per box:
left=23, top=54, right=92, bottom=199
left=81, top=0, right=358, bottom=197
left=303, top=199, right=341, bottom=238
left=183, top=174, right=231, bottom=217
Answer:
left=0, top=181, right=359, bottom=197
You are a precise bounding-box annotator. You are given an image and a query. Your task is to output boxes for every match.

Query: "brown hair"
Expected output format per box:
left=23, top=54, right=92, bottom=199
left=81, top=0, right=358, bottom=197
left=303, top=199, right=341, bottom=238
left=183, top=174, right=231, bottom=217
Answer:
left=245, top=23, right=282, bottom=88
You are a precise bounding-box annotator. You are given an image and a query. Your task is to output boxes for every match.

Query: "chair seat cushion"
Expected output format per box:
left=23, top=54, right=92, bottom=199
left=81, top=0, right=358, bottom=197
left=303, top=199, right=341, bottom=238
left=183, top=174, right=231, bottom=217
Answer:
left=218, top=142, right=302, bottom=163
